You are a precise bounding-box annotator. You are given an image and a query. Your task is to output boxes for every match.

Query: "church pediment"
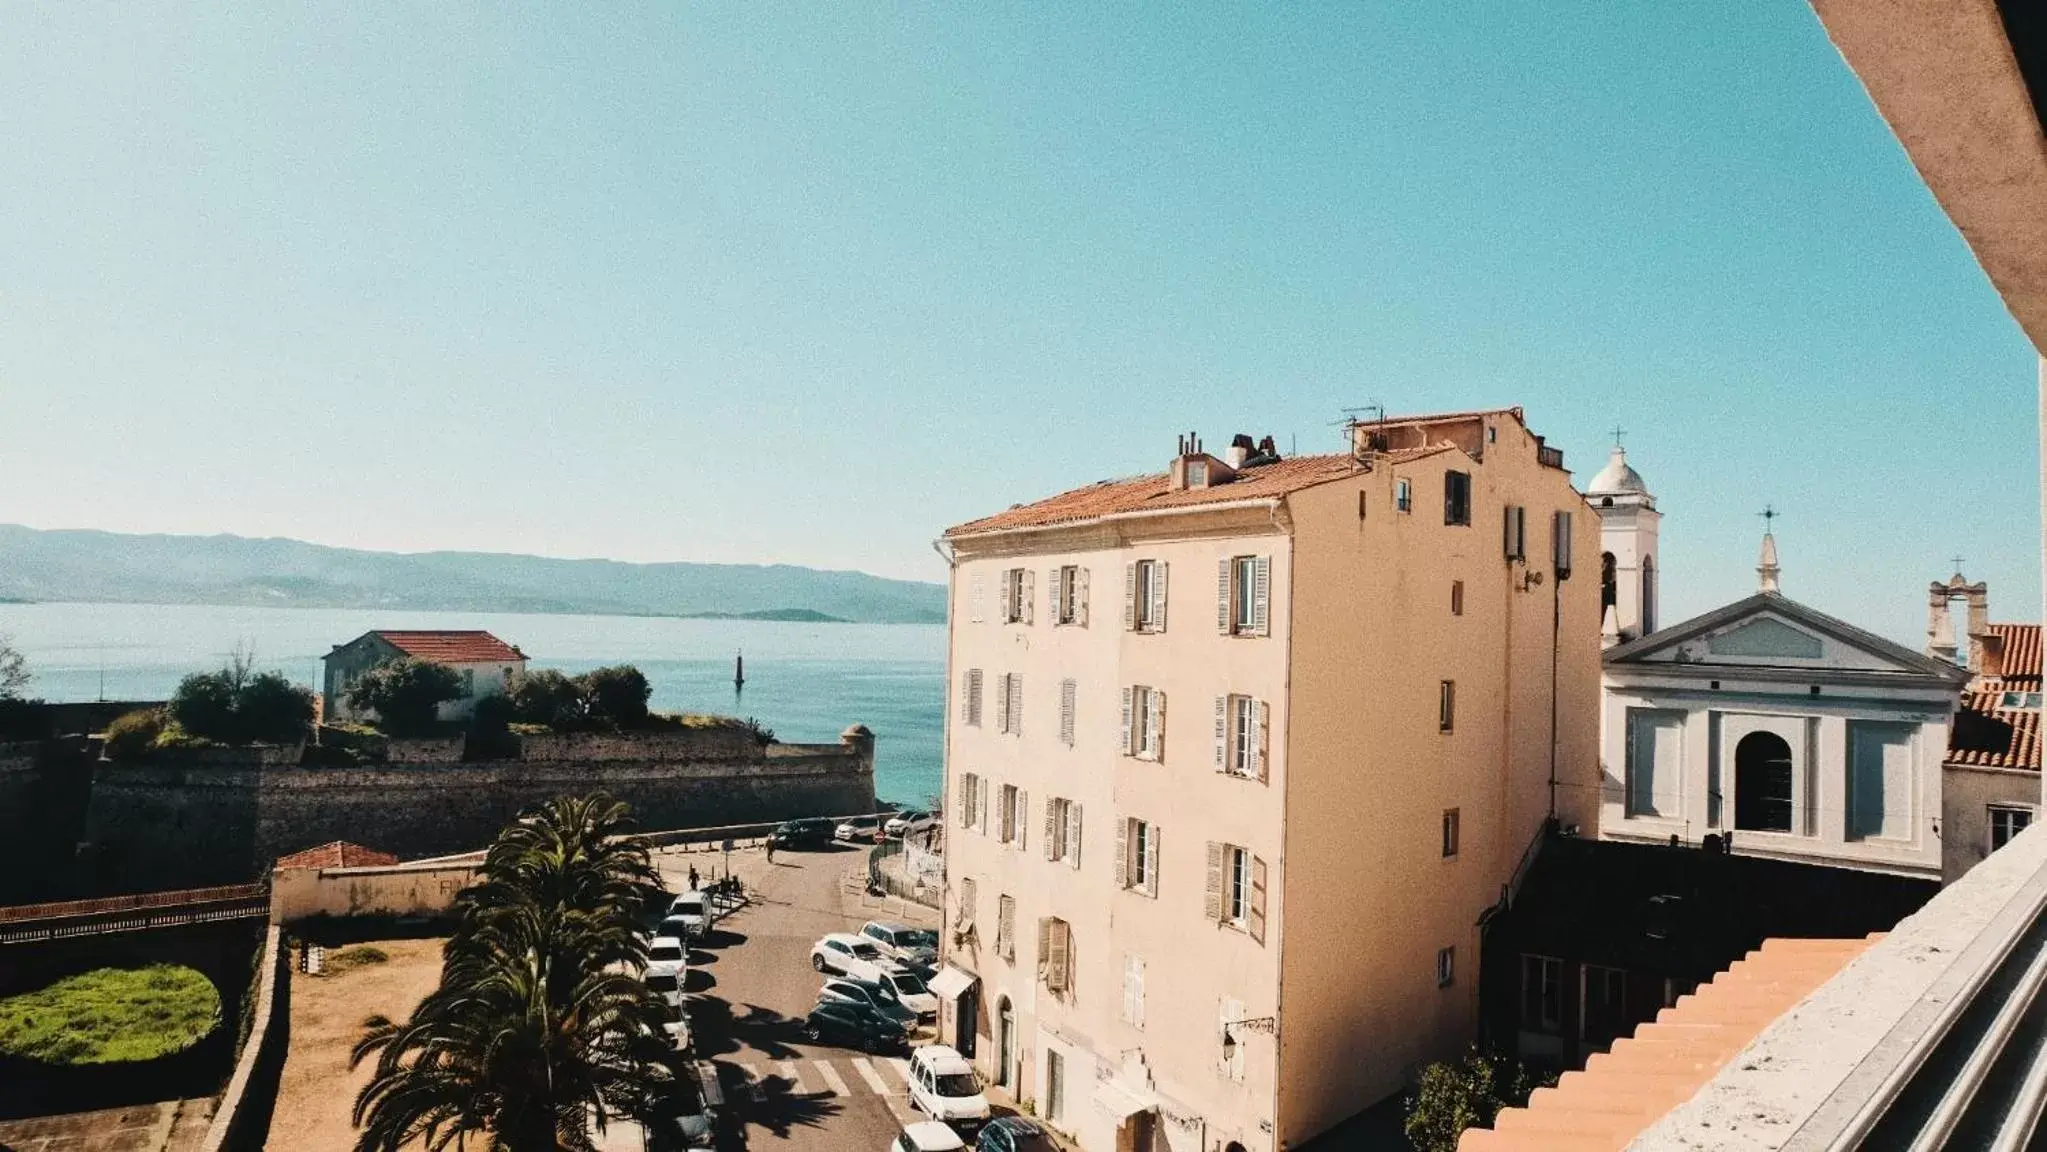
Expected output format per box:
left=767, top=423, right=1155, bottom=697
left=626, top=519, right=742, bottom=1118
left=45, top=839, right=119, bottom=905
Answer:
left=1607, top=592, right=1968, bottom=684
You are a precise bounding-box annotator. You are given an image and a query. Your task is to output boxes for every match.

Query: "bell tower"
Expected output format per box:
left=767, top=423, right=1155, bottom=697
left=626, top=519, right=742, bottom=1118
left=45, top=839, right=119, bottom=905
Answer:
left=1585, top=435, right=1660, bottom=645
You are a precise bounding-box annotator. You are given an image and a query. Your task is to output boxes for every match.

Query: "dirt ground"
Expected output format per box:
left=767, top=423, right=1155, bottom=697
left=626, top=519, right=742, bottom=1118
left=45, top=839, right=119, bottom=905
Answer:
left=267, top=938, right=445, bottom=1152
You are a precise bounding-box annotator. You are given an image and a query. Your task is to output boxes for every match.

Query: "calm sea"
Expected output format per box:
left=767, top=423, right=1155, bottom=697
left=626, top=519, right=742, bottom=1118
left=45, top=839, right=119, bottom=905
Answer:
left=0, top=603, right=946, bottom=807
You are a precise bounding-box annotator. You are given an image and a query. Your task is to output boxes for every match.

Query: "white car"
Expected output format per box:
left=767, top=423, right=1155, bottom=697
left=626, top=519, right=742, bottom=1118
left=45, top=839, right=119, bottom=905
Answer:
left=646, top=935, right=688, bottom=981
left=646, top=970, right=685, bottom=1012
left=836, top=815, right=883, bottom=843
left=811, top=932, right=890, bottom=982
left=878, top=966, right=939, bottom=1023
left=884, top=810, right=938, bottom=839
left=861, top=921, right=939, bottom=966
left=906, top=1045, right=990, bottom=1130
left=890, top=1121, right=966, bottom=1152
left=667, top=891, right=714, bottom=939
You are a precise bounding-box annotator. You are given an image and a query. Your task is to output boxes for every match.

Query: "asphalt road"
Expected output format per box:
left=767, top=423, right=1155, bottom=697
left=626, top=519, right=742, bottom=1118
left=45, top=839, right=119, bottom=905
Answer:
left=655, top=841, right=941, bottom=1152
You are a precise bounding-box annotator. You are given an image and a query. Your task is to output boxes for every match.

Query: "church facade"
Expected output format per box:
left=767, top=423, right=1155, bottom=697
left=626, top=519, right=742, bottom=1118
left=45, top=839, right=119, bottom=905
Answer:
left=1592, top=453, right=1968, bottom=881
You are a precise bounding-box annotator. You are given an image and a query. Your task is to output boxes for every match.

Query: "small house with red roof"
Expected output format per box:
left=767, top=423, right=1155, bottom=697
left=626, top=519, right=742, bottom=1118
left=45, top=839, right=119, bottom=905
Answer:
left=321, top=629, right=528, bottom=723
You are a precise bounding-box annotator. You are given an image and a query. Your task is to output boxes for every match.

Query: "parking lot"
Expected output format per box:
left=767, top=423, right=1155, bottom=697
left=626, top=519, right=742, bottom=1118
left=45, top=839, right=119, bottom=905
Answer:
left=655, top=838, right=961, bottom=1151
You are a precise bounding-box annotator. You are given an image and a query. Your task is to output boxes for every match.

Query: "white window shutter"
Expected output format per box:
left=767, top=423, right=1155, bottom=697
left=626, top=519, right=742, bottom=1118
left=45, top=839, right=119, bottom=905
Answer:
left=1077, top=567, right=1090, bottom=627
left=1059, top=679, right=1076, bottom=747
left=1068, top=802, right=1082, bottom=869
left=1144, top=825, right=1160, bottom=898
left=969, top=669, right=983, bottom=727
left=957, top=776, right=971, bottom=828
left=1009, top=674, right=1023, bottom=736
left=1043, top=800, right=1059, bottom=861
left=960, top=670, right=972, bottom=724
left=1217, top=558, right=1233, bottom=634
left=1048, top=567, right=1061, bottom=624
left=1149, top=690, right=1166, bottom=760
left=1113, top=818, right=1128, bottom=888
left=1022, top=569, right=1035, bottom=626
left=1016, top=789, right=1028, bottom=852
left=978, top=781, right=988, bottom=835
left=996, top=674, right=1011, bottom=733
left=1244, top=703, right=1260, bottom=785
left=1121, top=687, right=1134, bottom=755
left=1123, top=563, right=1137, bottom=631
left=1035, top=916, right=1050, bottom=977
left=1249, top=856, right=1268, bottom=944
left=1253, top=556, right=1271, bottom=636
left=1152, top=561, right=1169, bottom=630
left=1204, top=841, right=1224, bottom=921
left=1214, top=696, right=1229, bottom=771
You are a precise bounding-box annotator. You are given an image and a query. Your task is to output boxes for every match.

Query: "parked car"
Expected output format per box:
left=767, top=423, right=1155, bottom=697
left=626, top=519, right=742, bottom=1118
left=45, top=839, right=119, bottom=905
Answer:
left=651, top=1108, right=716, bottom=1152
left=861, top=921, right=939, bottom=966
left=906, top=1045, right=990, bottom=1131
left=876, top=967, right=940, bottom=1024
left=646, top=935, right=688, bottom=981
left=836, top=814, right=884, bottom=843
left=662, top=1015, right=692, bottom=1054
left=646, top=971, right=685, bottom=1013
left=890, top=1120, right=967, bottom=1152
left=667, top=891, right=714, bottom=939
left=803, top=999, right=910, bottom=1054
left=770, top=818, right=837, bottom=850
left=884, top=809, right=938, bottom=839
left=817, top=977, right=921, bottom=1028
left=811, top=932, right=890, bottom=981
left=975, top=1118, right=1057, bottom=1152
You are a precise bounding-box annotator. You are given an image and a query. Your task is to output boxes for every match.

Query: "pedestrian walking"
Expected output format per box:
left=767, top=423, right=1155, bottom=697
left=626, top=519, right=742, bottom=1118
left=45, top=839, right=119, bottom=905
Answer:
left=687, top=864, right=699, bottom=892
left=765, top=840, right=776, bottom=865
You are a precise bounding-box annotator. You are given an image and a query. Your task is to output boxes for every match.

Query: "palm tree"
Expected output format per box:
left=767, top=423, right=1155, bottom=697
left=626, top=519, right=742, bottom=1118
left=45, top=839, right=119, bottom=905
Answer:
left=351, top=793, right=674, bottom=1152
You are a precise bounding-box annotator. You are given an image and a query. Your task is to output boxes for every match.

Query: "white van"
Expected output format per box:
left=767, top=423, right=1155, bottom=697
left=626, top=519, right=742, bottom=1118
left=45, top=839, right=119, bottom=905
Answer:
left=668, top=891, right=714, bottom=939
left=906, top=1045, right=990, bottom=1131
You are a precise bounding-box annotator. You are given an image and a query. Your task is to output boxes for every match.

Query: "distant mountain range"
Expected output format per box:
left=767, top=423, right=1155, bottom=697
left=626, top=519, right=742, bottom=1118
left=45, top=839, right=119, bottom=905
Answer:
left=0, top=525, right=946, bottom=624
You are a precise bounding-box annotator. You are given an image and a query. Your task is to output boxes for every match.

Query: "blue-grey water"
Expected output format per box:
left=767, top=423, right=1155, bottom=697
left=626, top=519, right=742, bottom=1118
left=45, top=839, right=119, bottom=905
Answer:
left=0, top=603, right=946, bottom=807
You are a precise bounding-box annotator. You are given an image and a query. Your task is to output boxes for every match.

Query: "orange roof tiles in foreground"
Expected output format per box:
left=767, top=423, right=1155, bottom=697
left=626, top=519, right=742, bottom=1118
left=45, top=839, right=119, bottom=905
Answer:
left=1457, top=935, right=1882, bottom=1152
left=372, top=630, right=524, bottom=664
left=944, top=447, right=1455, bottom=537
left=274, top=841, right=401, bottom=870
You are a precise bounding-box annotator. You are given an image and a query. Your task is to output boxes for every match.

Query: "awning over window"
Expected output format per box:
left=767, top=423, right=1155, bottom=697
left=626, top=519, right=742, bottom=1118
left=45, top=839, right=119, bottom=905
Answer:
left=1091, top=1080, right=1155, bottom=1122
left=928, top=964, right=978, bottom=1001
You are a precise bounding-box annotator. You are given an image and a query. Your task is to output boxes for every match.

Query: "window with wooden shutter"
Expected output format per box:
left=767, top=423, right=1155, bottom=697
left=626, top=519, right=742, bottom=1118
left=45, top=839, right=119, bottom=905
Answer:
left=995, top=673, right=1009, bottom=733
left=1046, top=919, right=1071, bottom=992
left=997, top=895, right=1015, bottom=961
left=1254, top=701, right=1269, bottom=782
left=1213, top=696, right=1228, bottom=770
left=1113, top=818, right=1129, bottom=888
left=1504, top=505, right=1527, bottom=560
left=1252, top=556, right=1270, bottom=636
left=998, top=784, right=1016, bottom=844
left=1015, top=788, right=1028, bottom=852
left=1150, top=561, right=1168, bottom=630
left=1076, top=567, right=1090, bottom=627
left=957, top=877, right=976, bottom=924
left=960, top=669, right=972, bottom=724
left=1022, top=569, right=1035, bottom=625
left=1067, top=802, right=1082, bottom=869
left=1143, top=823, right=1159, bottom=898
left=1059, top=679, right=1076, bottom=746
left=1216, top=559, right=1233, bottom=634
left=977, top=778, right=989, bottom=833
left=1396, top=478, right=1413, bottom=514
left=1248, top=856, right=1267, bottom=944
left=1145, top=689, right=1165, bottom=761
left=1035, top=916, right=1051, bottom=979
left=958, top=774, right=975, bottom=828
left=1008, top=674, right=1023, bottom=737
left=966, top=669, right=983, bottom=727
left=1044, top=798, right=1061, bottom=861
left=1204, top=842, right=1224, bottom=922
left=1123, top=563, right=1138, bottom=631
left=1123, top=954, right=1146, bottom=1028
left=1120, top=686, right=1135, bottom=755
left=1048, top=566, right=1061, bottom=625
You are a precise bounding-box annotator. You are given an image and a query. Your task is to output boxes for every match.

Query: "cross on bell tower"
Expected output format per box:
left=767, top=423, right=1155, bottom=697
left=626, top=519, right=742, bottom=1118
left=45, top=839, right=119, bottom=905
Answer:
left=1757, top=505, right=1782, bottom=594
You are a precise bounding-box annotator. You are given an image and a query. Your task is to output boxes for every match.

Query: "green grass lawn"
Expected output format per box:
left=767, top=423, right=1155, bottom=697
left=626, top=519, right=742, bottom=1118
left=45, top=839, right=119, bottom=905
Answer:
left=0, top=965, right=222, bottom=1065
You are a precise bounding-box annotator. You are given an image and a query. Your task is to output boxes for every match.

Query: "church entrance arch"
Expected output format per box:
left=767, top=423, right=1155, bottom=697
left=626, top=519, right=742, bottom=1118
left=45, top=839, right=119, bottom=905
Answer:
left=1734, top=731, right=1794, bottom=833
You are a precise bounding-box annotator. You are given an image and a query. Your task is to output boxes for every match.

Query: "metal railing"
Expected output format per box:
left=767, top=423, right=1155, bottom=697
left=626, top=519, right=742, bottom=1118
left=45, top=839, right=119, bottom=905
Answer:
left=0, top=882, right=271, bottom=944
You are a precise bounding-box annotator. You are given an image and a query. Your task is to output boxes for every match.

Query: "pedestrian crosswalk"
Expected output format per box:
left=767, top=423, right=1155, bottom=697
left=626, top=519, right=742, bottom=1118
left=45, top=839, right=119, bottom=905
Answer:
left=733, top=1056, right=918, bottom=1100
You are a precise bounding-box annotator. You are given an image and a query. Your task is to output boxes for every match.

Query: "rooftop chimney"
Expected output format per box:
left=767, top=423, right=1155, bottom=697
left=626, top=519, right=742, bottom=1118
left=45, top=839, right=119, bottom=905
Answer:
left=1226, top=433, right=1254, bottom=469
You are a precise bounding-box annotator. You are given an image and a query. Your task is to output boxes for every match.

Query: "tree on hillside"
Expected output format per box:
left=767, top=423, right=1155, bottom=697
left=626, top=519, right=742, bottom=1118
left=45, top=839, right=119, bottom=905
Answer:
left=347, top=658, right=463, bottom=736
left=351, top=793, right=671, bottom=1152
left=168, top=655, right=315, bottom=746
left=0, top=634, right=27, bottom=700
left=1405, top=1048, right=1549, bottom=1152
left=581, top=666, right=651, bottom=728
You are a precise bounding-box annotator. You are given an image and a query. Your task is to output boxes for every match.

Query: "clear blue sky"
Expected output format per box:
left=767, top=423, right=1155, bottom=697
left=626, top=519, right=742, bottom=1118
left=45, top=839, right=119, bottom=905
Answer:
left=0, top=4, right=2036, bottom=643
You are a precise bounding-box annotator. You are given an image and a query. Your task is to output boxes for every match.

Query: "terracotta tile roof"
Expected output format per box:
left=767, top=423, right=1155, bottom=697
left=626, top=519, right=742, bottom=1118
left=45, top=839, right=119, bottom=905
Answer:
left=1988, top=623, right=2041, bottom=687
left=944, top=446, right=1456, bottom=537
left=372, top=630, right=525, bottom=664
left=1458, top=936, right=1880, bottom=1152
left=274, top=841, right=400, bottom=870
left=1947, top=696, right=2042, bottom=771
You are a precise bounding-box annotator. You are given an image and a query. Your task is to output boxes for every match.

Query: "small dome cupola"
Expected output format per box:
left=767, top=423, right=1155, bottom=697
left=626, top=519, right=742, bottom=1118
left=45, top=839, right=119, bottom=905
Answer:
left=1586, top=445, right=1654, bottom=509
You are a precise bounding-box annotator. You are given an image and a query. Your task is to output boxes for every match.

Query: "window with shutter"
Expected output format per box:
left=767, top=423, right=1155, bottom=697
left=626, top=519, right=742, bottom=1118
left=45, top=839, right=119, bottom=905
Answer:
left=996, top=674, right=1011, bottom=734
left=958, top=774, right=975, bottom=828
left=1213, top=696, right=1228, bottom=770
left=1067, top=802, right=1082, bottom=869
left=1113, top=818, right=1129, bottom=888
left=1016, top=788, right=1028, bottom=852
left=1120, top=686, right=1135, bottom=755
left=977, top=779, right=989, bottom=834
left=1151, top=561, right=1168, bottom=630
left=1216, top=559, right=1232, bottom=634
left=1443, top=809, right=1460, bottom=858
left=1248, top=856, right=1267, bottom=944
left=1254, top=701, right=1269, bottom=782
left=1048, top=566, right=1062, bottom=625
left=1035, top=916, right=1050, bottom=979
left=957, top=877, right=976, bottom=931
left=1124, top=563, right=1138, bottom=631
left=1396, top=478, right=1413, bottom=514
left=1144, top=689, right=1165, bottom=760
left=1440, top=680, right=1456, bottom=733
left=1076, top=567, right=1090, bottom=627
left=1022, top=569, right=1035, bottom=625
left=1044, top=799, right=1061, bottom=861
left=1123, top=954, right=1146, bottom=1028
left=1451, top=580, right=1464, bottom=616
left=1226, top=846, right=1250, bottom=925
left=1047, top=919, right=1071, bottom=992
left=996, top=895, right=1015, bottom=961
left=1252, top=556, right=1270, bottom=636
left=967, top=669, right=983, bottom=727
left=1059, top=679, right=1076, bottom=746
left=1444, top=470, right=1471, bottom=526
left=1504, top=505, right=1527, bottom=560
left=1143, top=823, right=1159, bottom=898
left=1008, top=674, right=1023, bottom=737
left=1204, top=842, right=1224, bottom=921
left=998, top=785, right=1017, bottom=844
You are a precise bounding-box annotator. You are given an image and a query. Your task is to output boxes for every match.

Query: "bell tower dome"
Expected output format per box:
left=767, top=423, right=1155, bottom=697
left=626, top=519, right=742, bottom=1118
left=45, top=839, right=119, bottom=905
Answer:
left=1586, top=441, right=1661, bottom=644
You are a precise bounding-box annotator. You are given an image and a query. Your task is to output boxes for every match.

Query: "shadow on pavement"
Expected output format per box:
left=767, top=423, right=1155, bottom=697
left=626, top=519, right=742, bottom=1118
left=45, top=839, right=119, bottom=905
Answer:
left=685, top=969, right=718, bottom=994
left=743, top=1076, right=843, bottom=1139
left=701, top=928, right=748, bottom=949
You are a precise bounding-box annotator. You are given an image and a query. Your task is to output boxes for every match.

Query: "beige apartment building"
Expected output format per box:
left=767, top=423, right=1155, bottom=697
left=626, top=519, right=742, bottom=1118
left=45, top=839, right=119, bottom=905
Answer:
left=931, top=408, right=1602, bottom=1152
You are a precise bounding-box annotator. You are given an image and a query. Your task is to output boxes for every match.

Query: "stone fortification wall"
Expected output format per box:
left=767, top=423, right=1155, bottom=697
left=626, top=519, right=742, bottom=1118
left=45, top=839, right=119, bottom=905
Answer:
left=271, top=860, right=483, bottom=924
left=82, top=731, right=875, bottom=892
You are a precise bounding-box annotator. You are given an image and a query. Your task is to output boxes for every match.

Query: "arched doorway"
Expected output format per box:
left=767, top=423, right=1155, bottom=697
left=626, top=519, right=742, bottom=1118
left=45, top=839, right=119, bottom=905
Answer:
left=1734, top=732, right=1794, bottom=832
left=1601, top=552, right=1617, bottom=613
left=996, top=996, right=1015, bottom=1088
